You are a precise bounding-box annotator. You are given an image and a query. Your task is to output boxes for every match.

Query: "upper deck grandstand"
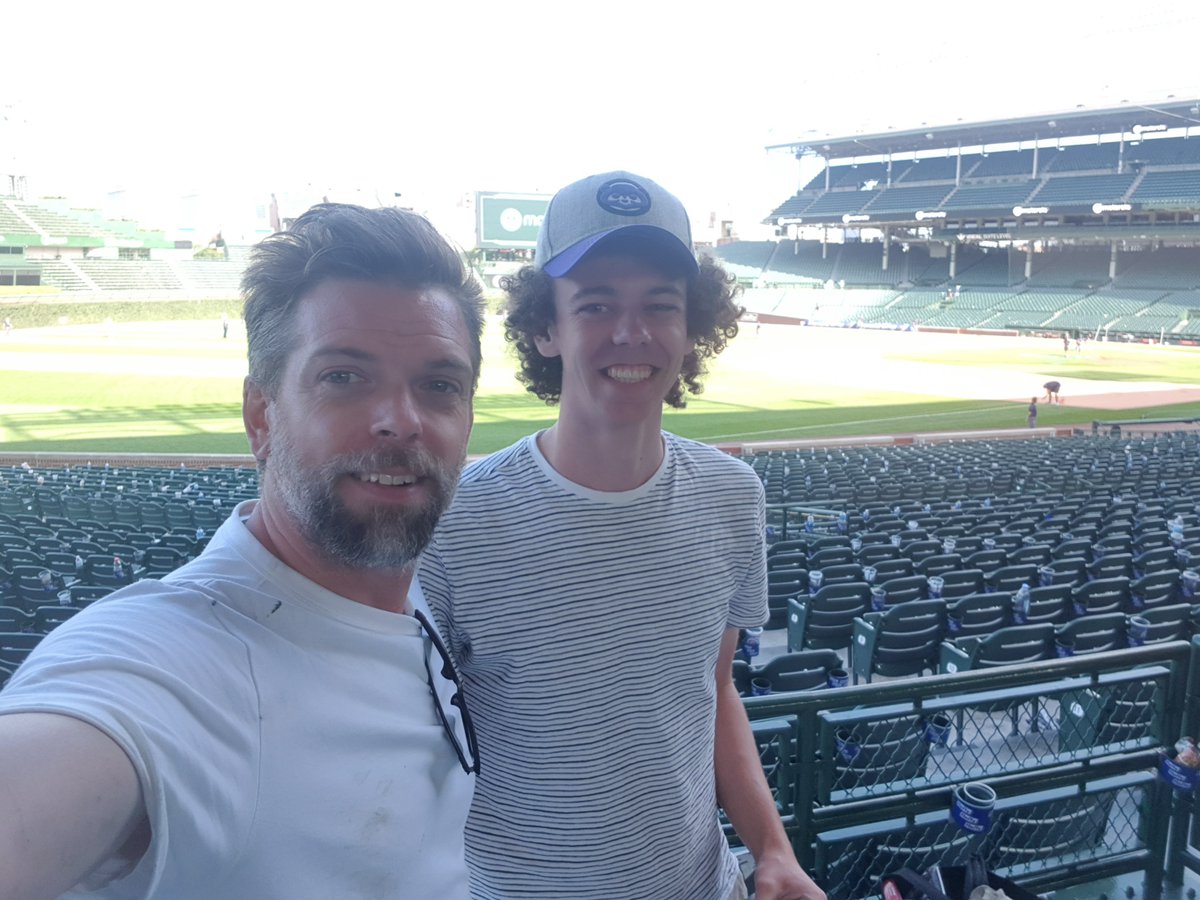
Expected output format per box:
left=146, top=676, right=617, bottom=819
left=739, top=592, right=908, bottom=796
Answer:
left=719, top=100, right=1200, bottom=341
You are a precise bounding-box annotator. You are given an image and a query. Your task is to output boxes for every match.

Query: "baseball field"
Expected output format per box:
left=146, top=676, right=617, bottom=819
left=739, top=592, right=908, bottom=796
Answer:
left=0, top=317, right=1197, bottom=457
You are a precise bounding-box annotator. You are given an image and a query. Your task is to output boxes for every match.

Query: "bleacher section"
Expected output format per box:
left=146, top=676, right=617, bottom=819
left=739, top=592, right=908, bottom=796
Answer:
left=1132, top=170, right=1200, bottom=205
left=170, top=260, right=245, bottom=293
left=863, top=184, right=954, bottom=217
left=1115, top=248, right=1200, bottom=290
left=1026, top=247, right=1111, bottom=288
left=968, top=150, right=1035, bottom=178
left=1028, top=173, right=1138, bottom=206
left=770, top=136, right=1200, bottom=233
left=835, top=243, right=900, bottom=287
left=798, top=190, right=878, bottom=218
left=1040, top=143, right=1121, bottom=173
left=762, top=241, right=836, bottom=284
left=73, top=261, right=183, bottom=292
left=940, top=180, right=1036, bottom=211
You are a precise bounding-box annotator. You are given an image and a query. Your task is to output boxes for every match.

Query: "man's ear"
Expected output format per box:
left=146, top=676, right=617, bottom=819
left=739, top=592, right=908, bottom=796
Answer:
left=533, top=326, right=561, bottom=359
left=243, top=378, right=272, bottom=462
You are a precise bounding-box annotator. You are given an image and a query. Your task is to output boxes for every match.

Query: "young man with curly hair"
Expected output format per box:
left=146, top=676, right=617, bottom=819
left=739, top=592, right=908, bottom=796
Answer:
left=420, top=172, right=825, bottom=900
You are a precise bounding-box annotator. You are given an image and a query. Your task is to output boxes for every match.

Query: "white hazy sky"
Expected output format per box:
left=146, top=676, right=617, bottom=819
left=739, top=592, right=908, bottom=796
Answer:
left=3, top=0, right=1200, bottom=234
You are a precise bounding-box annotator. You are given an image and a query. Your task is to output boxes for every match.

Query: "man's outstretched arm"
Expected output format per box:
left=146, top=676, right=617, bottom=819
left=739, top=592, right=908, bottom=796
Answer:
left=714, top=628, right=827, bottom=900
left=0, top=712, right=146, bottom=900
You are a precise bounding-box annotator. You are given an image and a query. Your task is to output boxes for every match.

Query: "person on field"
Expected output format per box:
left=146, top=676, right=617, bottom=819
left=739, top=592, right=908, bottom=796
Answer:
left=0, top=204, right=484, bottom=899
left=1028, top=396, right=1038, bottom=428
left=1043, top=380, right=1061, bottom=404
left=419, top=171, right=825, bottom=900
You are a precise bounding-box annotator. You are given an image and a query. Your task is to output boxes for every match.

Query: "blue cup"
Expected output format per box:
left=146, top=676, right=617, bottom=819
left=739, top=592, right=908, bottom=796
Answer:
left=835, top=729, right=861, bottom=762
left=1038, top=565, right=1056, bottom=587
left=742, top=627, right=762, bottom=660
left=808, top=570, right=824, bottom=594
left=1055, top=636, right=1075, bottom=658
left=871, top=586, right=887, bottom=611
left=750, top=677, right=771, bottom=697
left=950, top=782, right=997, bottom=833
left=923, top=713, right=953, bottom=746
left=927, top=575, right=944, bottom=599
left=863, top=565, right=877, bottom=584
left=1126, top=615, right=1150, bottom=647
left=826, top=667, right=849, bottom=689
left=1160, top=754, right=1198, bottom=793
left=1183, top=570, right=1199, bottom=602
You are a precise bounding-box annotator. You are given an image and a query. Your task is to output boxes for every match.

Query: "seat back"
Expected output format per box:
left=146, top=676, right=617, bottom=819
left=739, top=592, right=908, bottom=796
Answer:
left=1070, top=576, right=1131, bottom=616
left=988, top=564, right=1037, bottom=594
left=760, top=649, right=843, bottom=693
left=794, top=585, right=871, bottom=650
left=868, top=599, right=947, bottom=677
left=1057, top=612, right=1126, bottom=655
left=914, top=553, right=963, bottom=577
left=946, top=592, right=1010, bottom=637
left=969, top=623, right=1057, bottom=668
left=938, top=568, right=984, bottom=599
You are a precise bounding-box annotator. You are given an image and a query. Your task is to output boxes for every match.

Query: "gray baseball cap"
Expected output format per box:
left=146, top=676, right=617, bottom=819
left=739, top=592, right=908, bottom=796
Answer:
left=534, top=171, right=698, bottom=277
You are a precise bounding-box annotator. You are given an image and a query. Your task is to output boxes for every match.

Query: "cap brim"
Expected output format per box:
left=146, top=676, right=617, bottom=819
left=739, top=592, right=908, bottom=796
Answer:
left=542, top=225, right=698, bottom=278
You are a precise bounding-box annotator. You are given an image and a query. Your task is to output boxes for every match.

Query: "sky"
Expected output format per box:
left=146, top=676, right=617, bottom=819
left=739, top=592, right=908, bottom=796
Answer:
left=3, top=0, right=1200, bottom=241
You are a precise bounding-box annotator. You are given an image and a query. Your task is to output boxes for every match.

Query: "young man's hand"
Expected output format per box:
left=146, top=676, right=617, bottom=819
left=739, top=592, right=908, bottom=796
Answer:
left=752, top=850, right=828, bottom=900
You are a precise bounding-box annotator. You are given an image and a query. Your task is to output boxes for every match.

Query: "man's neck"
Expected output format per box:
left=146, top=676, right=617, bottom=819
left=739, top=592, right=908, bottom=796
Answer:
left=538, top=415, right=665, bottom=492
left=243, top=499, right=414, bottom=614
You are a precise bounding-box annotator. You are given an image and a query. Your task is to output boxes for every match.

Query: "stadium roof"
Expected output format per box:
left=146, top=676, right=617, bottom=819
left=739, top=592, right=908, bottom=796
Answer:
left=770, top=99, right=1200, bottom=159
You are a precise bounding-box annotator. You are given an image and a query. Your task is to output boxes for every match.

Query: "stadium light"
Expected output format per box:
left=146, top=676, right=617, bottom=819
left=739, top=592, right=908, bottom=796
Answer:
left=915, top=210, right=947, bottom=221
left=1132, top=123, right=1168, bottom=135
left=1092, top=202, right=1133, bottom=214
left=842, top=214, right=871, bottom=224
left=1012, top=206, right=1050, bottom=216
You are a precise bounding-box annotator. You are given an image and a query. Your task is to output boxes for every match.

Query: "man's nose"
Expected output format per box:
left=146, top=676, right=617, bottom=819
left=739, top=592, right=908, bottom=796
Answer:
left=612, top=310, right=651, bottom=345
left=371, top=390, right=422, bottom=440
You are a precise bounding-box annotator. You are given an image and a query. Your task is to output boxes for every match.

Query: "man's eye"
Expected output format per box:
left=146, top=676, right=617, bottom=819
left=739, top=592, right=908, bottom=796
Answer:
left=578, top=303, right=607, bottom=314
left=426, top=380, right=463, bottom=395
left=321, top=371, right=362, bottom=384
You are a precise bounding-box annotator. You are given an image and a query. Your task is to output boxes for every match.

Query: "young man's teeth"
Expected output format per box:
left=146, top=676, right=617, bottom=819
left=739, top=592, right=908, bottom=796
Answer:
left=358, top=473, right=416, bottom=485
left=606, top=365, right=652, bottom=383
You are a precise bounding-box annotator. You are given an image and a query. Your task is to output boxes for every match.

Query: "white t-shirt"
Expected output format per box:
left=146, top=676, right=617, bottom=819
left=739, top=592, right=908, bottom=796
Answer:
left=0, top=500, right=473, bottom=899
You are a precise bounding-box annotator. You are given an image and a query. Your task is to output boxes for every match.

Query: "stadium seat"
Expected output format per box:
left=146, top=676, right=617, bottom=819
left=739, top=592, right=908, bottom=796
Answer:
left=758, top=649, right=844, bottom=693
left=1070, top=577, right=1131, bottom=616
left=939, top=623, right=1057, bottom=673
left=850, top=599, right=947, bottom=683
left=786, top=585, right=871, bottom=652
left=946, top=592, right=1011, bottom=638
left=1056, top=613, right=1127, bottom=655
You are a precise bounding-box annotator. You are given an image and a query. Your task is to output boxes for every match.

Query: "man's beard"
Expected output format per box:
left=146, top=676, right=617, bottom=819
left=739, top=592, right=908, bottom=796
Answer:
left=267, top=430, right=462, bottom=571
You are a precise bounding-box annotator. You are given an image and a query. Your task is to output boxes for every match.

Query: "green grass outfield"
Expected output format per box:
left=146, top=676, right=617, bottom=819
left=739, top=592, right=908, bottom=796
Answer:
left=0, top=319, right=1197, bottom=456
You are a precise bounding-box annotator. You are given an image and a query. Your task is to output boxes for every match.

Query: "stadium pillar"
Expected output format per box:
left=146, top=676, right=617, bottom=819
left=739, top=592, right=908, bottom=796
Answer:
left=1109, top=241, right=1118, bottom=279
left=882, top=228, right=890, bottom=271
left=886, top=155, right=893, bottom=187
left=1031, top=141, right=1039, bottom=177
left=955, top=145, right=962, bottom=185
left=1025, top=245, right=1033, bottom=279
left=1118, top=134, right=1125, bottom=174
left=949, top=242, right=957, bottom=277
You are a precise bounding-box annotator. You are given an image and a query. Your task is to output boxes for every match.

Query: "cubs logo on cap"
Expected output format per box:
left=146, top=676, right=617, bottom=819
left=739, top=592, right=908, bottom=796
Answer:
left=596, top=178, right=652, bottom=217
left=535, top=170, right=698, bottom=277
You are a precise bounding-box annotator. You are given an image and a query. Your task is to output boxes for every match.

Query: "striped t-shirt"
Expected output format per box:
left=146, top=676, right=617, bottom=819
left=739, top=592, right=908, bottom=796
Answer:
left=419, top=431, right=768, bottom=900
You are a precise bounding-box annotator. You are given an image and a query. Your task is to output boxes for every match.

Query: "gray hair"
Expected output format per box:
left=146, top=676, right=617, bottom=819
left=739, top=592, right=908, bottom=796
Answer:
left=242, top=203, right=485, bottom=395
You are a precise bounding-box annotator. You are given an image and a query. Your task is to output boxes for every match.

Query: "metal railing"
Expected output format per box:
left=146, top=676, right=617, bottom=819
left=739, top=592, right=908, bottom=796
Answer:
left=733, top=641, right=1192, bottom=899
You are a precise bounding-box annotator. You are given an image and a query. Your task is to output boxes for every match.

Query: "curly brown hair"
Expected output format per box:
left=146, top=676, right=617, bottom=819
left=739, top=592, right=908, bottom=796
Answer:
left=501, top=254, right=743, bottom=408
